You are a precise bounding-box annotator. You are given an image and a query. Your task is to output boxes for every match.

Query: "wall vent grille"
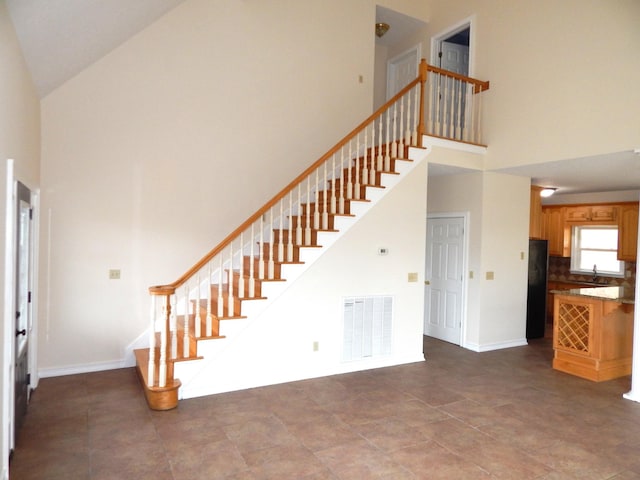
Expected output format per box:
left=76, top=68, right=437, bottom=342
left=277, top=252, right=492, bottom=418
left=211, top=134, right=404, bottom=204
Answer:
left=342, top=296, right=393, bottom=362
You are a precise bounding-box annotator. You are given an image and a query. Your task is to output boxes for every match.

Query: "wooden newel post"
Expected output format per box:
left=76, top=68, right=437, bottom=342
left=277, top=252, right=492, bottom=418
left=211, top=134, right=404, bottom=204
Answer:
left=418, top=59, right=428, bottom=147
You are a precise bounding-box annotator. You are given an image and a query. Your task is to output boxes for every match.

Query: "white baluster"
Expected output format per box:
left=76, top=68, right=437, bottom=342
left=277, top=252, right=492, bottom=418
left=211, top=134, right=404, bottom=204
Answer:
left=330, top=155, right=337, bottom=214
left=398, top=98, right=405, bottom=163
left=455, top=80, right=463, bottom=140
left=435, top=73, right=442, bottom=136
left=183, top=284, right=190, bottom=358
left=354, top=135, right=361, bottom=200
left=238, top=233, right=245, bottom=298
left=268, top=209, right=275, bottom=279
left=248, top=224, right=256, bottom=298
left=217, top=255, right=224, bottom=317
left=377, top=118, right=383, bottom=172
left=277, top=202, right=284, bottom=262
left=287, top=196, right=294, bottom=262
left=362, top=125, right=369, bottom=186
left=449, top=77, right=456, bottom=139
left=384, top=109, right=391, bottom=167
left=322, top=164, right=328, bottom=230
left=427, top=75, right=434, bottom=135
left=339, top=148, right=346, bottom=214
left=147, top=298, right=156, bottom=387
left=476, top=86, right=483, bottom=144
left=228, top=243, right=234, bottom=315
left=464, top=81, right=473, bottom=142
left=206, top=262, right=213, bottom=336
left=296, top=186, right=303, bottom=246
left=159, top=297, right=169, bottom=387
left=347, top=143, right=353, bottom=200
left=405, top=93, right=412, bottom=147
left=170, top=294, right=177, bottom=359
left=258, top=216, right=265, bottom=280
left=412, top=85, right=419, bottom=146
left=195, top=274, right=202, bottom=337
left=391, top=103, right=398, bottom=159
left=305, top=177, right=312, bottom=245
left=313, top=171, right=320, bottom=230
left=370, top=123, right=376, bottom=185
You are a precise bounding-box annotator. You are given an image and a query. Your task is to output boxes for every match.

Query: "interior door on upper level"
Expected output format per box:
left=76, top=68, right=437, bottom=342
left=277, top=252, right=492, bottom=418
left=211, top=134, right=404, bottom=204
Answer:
left=386, top=45, right=421, bottom=100
left=424, top=215, right=465, bottom=345
left=439, top=41, right=469, bottom=75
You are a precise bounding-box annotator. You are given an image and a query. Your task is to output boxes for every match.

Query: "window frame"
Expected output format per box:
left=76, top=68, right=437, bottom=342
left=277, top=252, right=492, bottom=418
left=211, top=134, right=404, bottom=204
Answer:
left=570, top=225, right=625, bottom=277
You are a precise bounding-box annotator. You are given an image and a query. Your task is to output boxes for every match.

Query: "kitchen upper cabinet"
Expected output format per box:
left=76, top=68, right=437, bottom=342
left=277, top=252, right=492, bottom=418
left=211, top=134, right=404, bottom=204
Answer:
left=530, top=186, right=543, bottom=238
left=565, top=205, right=617, bottom=223
left=542, top=206, right=570, bottom=257
left=618, top=202, right=639, bottom=262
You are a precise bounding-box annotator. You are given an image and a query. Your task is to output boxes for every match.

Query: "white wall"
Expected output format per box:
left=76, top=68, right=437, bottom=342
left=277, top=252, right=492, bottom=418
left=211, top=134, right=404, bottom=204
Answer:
left=427, top=151, right=530, bottom=350
left=182, top=155, right=428, bottom=397
left=0, top=0, right=40, bottom=476
left=417, top=0, right=640, bottom=169
left=39, top=0, right=430, bottom=374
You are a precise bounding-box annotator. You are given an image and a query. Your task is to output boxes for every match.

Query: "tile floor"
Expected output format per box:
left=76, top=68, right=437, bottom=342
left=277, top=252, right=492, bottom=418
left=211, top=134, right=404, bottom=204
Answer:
left=10, top=336, right=640, bottom=479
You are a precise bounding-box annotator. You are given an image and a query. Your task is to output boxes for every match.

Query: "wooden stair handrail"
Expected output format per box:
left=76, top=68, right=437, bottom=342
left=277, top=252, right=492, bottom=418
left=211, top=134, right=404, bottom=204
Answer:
left=149, top=60, right=489, bottom=295
left=425, top=64, right=490, bottom=94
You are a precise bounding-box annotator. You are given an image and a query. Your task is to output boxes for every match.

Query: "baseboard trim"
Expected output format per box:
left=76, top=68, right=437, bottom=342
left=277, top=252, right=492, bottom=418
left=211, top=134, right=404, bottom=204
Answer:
left=623, top=390, right=640, bottom=403
left=464, top=338, right=528, bottom=352
left=38, top=359, right=130, bottom=378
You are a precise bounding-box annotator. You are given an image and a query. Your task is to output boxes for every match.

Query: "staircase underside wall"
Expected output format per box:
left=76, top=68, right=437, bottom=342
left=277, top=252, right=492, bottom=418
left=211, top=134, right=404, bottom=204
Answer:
left=178, top=155, right=429, bottom=399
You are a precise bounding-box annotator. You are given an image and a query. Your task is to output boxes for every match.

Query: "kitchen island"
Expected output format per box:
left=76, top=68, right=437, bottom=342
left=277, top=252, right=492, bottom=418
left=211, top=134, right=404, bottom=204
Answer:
left=551, top=286, right=634, bottom=381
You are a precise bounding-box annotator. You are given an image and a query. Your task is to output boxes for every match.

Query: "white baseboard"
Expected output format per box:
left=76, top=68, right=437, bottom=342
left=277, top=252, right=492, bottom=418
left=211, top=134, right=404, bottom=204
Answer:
left=623, top=391, right=640, bottom=403
left=38, top=359, right=130, bottom=378
left=464, top=338, right=528, bottom=352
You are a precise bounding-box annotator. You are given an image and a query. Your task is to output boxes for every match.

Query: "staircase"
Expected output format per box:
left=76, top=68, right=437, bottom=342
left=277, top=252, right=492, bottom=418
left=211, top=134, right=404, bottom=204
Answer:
left=134, top=60, right=490, bottom=410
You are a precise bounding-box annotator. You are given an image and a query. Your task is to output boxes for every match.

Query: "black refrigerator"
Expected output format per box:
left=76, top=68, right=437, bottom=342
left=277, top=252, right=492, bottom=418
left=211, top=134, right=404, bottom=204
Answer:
left=526, top=239, right=549, bottom=339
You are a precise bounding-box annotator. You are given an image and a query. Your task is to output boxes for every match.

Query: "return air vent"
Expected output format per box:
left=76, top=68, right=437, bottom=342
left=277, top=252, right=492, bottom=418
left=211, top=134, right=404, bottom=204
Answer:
left=342, top=296, right=393, bottom=362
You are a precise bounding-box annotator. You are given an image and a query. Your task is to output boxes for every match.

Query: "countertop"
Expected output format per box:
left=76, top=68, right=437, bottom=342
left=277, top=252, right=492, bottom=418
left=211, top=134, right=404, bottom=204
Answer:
left=550, top=285, right=635, bottom=305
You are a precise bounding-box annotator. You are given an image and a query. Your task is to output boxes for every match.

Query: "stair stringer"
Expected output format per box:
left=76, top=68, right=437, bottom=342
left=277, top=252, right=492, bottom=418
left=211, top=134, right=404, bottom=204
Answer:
left=174, top=144, right=433, bottom=399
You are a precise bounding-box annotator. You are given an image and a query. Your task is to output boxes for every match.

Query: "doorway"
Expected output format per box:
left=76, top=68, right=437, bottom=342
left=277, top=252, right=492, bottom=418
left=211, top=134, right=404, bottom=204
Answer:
left=386, top=44, right=421, bottom=100
left=424, top=214, right=467, bottom=345
left=431, top=20, right=471, bottom=75
left=13, top=181, right=33, bottom=441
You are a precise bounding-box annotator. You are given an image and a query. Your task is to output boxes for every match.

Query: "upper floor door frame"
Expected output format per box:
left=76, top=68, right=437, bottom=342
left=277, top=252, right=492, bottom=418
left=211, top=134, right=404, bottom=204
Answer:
left=430, top=16, right=476, bottom=78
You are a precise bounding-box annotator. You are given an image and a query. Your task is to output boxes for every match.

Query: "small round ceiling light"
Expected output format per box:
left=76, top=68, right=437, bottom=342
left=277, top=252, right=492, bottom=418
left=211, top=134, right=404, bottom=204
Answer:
left=540, top=188, right=557, bottom=198
left=375, top=22, right=390, bottom=38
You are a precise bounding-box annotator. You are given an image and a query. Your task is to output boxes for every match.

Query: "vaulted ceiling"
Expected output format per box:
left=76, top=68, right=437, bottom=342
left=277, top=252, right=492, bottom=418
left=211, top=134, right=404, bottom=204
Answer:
left=7, top=1, right=640, bottom=197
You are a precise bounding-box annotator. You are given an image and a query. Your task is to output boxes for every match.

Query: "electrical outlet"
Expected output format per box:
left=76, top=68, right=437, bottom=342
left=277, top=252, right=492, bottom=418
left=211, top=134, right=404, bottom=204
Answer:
left=109, top=269, right=121, bottom=280
left=486, top=271, right=494, bottom=280
left=407, top=272, right=418, bottom=282
left=469, top=271, right=474, bottom=279
left=313, top=341, right=319, bottom=352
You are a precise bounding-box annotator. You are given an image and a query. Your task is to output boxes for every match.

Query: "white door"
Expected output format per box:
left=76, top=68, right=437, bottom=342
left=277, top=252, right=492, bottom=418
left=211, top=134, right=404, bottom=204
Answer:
left=424, top=216, right=465, bottom=344
left=440, top=41, right=469, bottom=75
left=387, top=45, right=420, bottom=100
left=14, top=182, right=32, bottom=439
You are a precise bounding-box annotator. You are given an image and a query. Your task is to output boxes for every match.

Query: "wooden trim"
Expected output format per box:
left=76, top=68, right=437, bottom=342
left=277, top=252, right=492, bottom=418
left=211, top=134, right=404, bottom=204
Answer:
left=149, top=61, right=491, bottom=295
left=425, top=64, right=490, bottom=93
left=151, top=71, right=424, bottom=294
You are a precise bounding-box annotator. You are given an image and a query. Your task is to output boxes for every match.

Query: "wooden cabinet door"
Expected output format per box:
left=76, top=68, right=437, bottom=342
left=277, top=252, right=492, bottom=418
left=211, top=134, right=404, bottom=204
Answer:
left=565, top=206, right=591, bottom=222
left=618, top=203, right=638, bottom=262
left=542, top=206, right=568, bottom=256
left=530, top=186, right=543, bottom=238
left=591, top=205, right=617, bottom=222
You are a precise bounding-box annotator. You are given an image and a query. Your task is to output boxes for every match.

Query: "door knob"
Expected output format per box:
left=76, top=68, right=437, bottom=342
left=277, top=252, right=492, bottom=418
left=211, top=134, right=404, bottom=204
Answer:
left=15, top=329, right=26, bottom=337
left=424, top=280, right=430, bottom=285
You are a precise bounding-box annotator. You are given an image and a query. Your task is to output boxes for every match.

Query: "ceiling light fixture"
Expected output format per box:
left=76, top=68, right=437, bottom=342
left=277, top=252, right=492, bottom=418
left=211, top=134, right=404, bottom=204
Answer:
left=540, top=187, right=557, bottom=198
left=375, top=22, right=390, bottom=38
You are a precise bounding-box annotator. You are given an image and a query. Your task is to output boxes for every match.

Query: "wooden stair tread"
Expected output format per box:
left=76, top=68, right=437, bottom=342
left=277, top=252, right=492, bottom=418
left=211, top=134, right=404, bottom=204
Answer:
left=134, top=348, right=181, bottom=410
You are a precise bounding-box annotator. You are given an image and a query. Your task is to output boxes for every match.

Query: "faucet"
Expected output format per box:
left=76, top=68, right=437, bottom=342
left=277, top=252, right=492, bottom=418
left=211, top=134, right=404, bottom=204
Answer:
left=592, top=264, right=598, bottom=282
